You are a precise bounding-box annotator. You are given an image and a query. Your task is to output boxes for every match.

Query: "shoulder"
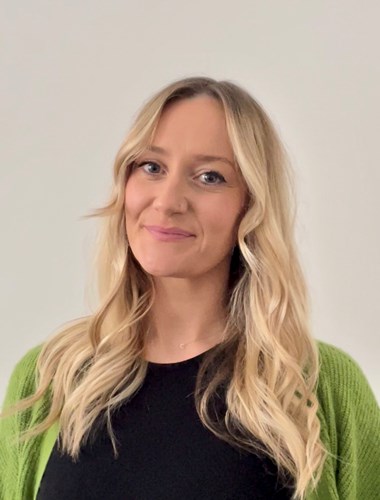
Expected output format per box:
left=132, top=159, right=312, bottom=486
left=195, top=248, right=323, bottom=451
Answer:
left=315, top=339, right=378, bottom=403
left=316, top=338, right=364, bottom=372
left=2, top=344, right=44, bottom=408
left=315, top=339, right=379, bottom=419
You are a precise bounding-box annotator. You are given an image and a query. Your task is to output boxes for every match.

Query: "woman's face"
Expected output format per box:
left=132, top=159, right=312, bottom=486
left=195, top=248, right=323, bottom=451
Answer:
left=124, top=95, right=247, bottom=280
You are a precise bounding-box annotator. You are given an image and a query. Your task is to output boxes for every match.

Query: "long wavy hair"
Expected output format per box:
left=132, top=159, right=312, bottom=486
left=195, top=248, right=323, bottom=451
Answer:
left=2, top=76, right=329, bottom=499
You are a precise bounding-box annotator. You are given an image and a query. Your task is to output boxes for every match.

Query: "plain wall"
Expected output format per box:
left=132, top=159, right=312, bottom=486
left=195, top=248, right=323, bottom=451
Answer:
left=1, top=0, right=379, bottom=401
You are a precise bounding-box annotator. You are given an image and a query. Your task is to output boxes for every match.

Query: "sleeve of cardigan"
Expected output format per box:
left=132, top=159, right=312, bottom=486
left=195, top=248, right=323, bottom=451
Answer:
left=0, top=345, right=42, bottom=499
left=318, top=341, right=380, bottom=500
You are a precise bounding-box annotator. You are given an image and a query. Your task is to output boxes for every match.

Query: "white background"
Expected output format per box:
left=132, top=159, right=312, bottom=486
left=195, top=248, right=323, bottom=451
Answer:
left=1, top=1, right=379, bottom=401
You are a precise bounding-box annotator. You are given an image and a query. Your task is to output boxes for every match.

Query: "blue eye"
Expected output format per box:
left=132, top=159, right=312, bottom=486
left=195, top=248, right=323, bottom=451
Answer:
left=199, top=171, right=226, bottom=185
left=136, top=161, right=161, bottom=174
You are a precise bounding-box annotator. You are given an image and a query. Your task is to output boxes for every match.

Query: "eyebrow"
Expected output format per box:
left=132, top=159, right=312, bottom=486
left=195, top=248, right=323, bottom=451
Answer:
left=145, top=145, right=236, bottom=168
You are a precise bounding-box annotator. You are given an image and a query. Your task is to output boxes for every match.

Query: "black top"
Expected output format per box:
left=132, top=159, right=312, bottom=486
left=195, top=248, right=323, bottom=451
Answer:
left=37, top=347, right=294, bottom=499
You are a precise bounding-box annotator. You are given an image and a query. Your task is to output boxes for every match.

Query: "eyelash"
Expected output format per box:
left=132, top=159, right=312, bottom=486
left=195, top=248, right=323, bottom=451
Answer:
left=134, top=161, right=226, bottom=186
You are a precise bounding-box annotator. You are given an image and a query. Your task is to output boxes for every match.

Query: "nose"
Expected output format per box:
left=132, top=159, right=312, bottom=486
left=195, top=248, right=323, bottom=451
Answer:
left=152, top=174, right=189, bottom=215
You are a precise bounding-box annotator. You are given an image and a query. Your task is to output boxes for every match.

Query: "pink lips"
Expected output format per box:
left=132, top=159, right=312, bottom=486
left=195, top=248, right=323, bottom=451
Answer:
left=144, top=225, right=195, bottom=241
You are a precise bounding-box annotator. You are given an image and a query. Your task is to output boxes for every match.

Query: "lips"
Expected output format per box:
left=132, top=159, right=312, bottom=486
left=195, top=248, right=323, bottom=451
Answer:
left=144, top=225, right=195, bottom=242
left=144, top=225, right=195, bottom=236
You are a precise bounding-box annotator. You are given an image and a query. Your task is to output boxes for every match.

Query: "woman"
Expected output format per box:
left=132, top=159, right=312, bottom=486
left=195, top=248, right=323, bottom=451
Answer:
left=1, top=77, right=379, bottom=500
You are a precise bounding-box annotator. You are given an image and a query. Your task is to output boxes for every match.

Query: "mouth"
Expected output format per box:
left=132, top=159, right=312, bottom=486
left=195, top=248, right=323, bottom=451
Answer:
left=144, top=225, right=195, bottom=241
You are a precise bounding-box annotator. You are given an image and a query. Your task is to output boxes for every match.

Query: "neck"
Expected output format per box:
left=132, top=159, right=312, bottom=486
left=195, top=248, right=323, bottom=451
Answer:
left=144, top=269, right=229, bottom=360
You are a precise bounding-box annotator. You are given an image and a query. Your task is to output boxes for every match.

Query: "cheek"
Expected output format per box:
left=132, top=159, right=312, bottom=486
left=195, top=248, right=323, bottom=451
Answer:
left=124, top=178, right=144, bottom=220
left=204, top=198, right=242, bottom=243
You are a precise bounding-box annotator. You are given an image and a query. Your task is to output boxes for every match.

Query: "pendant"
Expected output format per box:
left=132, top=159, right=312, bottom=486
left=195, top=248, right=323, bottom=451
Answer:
left=179, top=343, right=185, bottom=349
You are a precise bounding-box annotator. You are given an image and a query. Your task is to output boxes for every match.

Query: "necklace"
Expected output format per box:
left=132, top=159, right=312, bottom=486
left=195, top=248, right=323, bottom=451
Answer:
left=178, top=332, right=224, bottom=349
left=146, top=328, right=224, bottom=350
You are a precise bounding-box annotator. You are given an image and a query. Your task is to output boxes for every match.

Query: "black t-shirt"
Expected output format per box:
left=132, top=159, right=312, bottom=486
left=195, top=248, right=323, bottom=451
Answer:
left=37, top=347, right=294, bottom=499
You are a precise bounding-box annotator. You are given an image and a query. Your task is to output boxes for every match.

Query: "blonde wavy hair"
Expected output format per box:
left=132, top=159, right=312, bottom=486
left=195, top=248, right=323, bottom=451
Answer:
left=2, top=76, right=329, bottom=499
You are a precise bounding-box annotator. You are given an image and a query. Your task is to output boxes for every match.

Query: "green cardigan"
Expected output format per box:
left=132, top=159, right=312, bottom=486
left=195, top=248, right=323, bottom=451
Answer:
left=0, top=340, right=379, bottom=500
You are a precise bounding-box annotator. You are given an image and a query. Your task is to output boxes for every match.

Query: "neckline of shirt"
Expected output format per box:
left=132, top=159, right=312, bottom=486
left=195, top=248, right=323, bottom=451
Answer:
left=145, top=344, right=218, bottom=369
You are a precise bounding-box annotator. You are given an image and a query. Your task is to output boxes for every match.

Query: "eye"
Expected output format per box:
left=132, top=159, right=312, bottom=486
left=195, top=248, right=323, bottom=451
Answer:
left=198, top=171, right=226, bottom=185
left=136, top=161, right=162, bottom=175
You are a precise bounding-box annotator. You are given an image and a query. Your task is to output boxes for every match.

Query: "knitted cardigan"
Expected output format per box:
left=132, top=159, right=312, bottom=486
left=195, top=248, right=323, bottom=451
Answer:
left=0, top=340, right=379, bottom=500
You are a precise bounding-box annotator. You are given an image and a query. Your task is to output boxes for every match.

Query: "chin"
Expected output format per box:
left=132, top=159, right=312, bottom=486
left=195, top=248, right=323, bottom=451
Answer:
left=143, top=267, right=191, bottom=279
left=136, top=258, right=190, bottom=278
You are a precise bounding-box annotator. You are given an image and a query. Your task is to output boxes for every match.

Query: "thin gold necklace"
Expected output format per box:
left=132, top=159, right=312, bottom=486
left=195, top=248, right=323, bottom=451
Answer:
left=178, top=333, right=224, bottom=349
left=147, top=328, right=224, bottom=350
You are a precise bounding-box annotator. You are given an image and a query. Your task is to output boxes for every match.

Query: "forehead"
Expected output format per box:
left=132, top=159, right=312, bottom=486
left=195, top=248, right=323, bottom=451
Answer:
left=152, top=95, right=234, bottom=160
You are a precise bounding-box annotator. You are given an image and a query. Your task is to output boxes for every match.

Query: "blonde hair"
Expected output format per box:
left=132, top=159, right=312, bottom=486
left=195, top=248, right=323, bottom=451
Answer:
left=2, top=77, right=329, bottom=499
